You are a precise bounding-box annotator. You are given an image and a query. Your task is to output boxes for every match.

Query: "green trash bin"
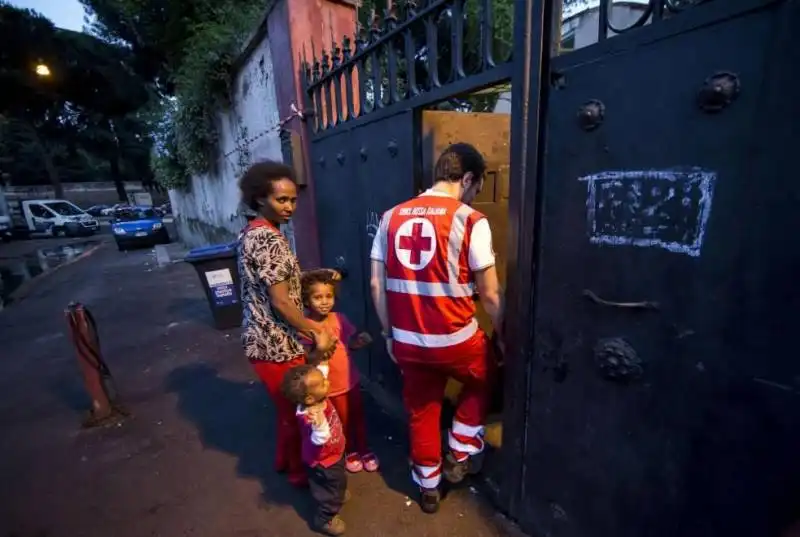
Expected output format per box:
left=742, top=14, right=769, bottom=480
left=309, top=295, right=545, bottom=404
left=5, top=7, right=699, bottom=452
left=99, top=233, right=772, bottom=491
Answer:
left=184, top=242, right=242, bottom=330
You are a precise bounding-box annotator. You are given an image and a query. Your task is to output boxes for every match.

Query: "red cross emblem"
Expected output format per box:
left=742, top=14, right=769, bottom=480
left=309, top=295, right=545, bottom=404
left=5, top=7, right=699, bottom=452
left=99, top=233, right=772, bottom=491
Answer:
left=398, top=222, right=433, bottom=265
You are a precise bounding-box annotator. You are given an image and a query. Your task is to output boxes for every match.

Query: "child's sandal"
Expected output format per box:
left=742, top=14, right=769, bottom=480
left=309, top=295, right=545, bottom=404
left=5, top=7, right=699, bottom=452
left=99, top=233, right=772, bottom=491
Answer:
left=345, top=453, right=364, bottom=473
left=361, top=452, right=379, bottom=472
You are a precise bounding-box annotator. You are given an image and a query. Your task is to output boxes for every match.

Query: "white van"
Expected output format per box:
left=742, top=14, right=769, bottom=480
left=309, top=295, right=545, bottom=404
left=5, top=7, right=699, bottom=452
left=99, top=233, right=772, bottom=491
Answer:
left=21, top=199, right=99, bottom=237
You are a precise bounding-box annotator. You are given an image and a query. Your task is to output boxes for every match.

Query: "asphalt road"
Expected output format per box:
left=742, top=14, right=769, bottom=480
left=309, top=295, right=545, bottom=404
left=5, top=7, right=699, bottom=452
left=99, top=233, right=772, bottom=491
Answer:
left=0, top=241, right=516, bottom=537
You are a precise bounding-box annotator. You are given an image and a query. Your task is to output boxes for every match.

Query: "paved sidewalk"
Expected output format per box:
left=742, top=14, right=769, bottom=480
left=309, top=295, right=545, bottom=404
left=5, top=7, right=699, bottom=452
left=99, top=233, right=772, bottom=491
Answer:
left=0, top=243, right=515, bottom=537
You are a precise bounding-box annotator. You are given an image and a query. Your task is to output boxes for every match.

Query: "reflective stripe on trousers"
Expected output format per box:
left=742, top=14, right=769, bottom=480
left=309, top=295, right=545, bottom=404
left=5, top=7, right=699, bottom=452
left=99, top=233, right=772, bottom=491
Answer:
left=412, top=463, right=442, bottom=489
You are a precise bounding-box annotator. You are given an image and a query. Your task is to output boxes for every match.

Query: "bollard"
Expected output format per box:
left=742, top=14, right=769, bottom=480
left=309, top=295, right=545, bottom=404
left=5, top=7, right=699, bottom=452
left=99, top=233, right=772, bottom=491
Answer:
left=65, top=302, right=129, bottom=428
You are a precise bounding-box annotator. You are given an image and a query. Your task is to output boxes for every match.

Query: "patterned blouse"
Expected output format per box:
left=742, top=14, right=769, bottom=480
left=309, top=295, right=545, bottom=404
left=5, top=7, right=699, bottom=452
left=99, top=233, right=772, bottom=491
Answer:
left=237, top=225, right=305, bottom=362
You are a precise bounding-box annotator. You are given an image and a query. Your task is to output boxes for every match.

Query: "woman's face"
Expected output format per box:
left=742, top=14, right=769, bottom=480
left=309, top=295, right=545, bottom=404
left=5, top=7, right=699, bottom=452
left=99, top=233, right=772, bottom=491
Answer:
left=259, top=178, right=298, bottom=224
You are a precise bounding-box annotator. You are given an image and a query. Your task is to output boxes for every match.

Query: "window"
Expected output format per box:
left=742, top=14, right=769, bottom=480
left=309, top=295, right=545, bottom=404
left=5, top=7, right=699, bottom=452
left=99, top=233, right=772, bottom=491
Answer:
left=43, top=201, right=83, bottom=216
left=116, top=209, right=157, bottom=221
left=560, top=30, right=576, bottom=53
left=28, top=204, right=51, bottom=218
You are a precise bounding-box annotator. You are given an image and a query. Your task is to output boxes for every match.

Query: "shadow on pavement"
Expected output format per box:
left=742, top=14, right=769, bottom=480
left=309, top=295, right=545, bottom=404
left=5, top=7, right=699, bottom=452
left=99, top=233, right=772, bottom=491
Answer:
left=164, top=363, right=313, bottom=521
left=47, top=376, right=92, bottom=413
left=167, top=297, right=214, bottom=326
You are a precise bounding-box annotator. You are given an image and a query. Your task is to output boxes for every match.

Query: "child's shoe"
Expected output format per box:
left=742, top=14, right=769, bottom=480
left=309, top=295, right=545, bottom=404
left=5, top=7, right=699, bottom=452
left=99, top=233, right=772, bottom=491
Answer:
left=316, top=515, right=346, bottom=536
left=361, top=452, right=380, bottom=472
left=345, top=453, right=363, bottom=473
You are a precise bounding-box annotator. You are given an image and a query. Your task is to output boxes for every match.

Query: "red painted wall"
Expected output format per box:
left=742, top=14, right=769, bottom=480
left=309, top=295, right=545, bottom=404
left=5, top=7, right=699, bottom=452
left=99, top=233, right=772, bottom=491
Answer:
left=267, top=0, right=357, bottom=269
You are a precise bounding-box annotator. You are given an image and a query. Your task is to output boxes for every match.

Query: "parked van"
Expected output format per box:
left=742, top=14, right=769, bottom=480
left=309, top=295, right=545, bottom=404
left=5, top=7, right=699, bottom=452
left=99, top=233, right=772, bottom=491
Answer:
left=18, top=199, right=99, bottom=237
left=0, top=186, right=13, bottom=242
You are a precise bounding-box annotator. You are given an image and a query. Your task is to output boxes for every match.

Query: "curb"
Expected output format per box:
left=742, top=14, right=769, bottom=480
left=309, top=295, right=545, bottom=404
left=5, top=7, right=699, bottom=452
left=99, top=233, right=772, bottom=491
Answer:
left=5, top=242, right=106, bottom=305
left=154, top=244, right=190, bottom=267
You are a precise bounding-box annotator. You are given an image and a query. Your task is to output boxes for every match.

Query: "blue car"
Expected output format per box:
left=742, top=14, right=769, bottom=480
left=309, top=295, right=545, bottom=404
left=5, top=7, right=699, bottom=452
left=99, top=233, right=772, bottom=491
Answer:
left=111, top=207, right=170, bottom=251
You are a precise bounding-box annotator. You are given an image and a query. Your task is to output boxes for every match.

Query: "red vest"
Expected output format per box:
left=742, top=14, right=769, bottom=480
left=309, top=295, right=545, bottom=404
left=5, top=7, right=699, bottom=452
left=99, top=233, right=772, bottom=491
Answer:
left=384, top=192, right=487, bottom=358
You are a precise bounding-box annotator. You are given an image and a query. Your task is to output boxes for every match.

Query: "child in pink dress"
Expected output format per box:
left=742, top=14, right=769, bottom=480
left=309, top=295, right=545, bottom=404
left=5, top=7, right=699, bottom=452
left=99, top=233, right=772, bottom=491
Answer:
left=300, top=271, right=380, bottom=473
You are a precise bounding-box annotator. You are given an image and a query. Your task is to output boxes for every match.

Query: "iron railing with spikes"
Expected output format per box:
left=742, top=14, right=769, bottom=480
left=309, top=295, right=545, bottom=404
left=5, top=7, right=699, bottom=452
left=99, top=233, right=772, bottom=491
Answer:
left=301, top=0, right=514, bottom=134
left=595, top=0, right=714, bottom=42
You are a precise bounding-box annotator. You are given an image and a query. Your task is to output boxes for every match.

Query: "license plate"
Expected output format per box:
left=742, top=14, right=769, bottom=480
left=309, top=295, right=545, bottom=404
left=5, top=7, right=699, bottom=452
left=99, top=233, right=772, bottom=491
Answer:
left=135, top=232, right=147, bottom=237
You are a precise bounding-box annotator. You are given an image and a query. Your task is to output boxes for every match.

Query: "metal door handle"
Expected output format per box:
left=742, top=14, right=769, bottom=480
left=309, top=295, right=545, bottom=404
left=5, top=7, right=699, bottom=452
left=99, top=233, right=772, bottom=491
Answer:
left=582, top=289, right=659, bottom=311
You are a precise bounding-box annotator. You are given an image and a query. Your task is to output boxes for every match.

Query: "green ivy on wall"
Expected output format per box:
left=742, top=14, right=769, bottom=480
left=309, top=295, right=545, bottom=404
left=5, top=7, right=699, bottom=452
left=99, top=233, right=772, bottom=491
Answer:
left=153, top=2, right=264, bottom=191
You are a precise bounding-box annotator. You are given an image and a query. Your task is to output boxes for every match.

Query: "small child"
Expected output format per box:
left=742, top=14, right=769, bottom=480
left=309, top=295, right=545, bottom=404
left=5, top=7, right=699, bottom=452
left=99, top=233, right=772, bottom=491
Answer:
left=300, top=271, right=380, bottom=474
left=282, top=364, right=350, bottom=536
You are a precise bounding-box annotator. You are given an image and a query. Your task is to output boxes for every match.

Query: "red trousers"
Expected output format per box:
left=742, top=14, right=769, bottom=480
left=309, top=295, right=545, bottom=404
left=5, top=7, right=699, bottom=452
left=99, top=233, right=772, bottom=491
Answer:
left=329, top=386, right=368, bottom=455
left=251, top=357, right=306, bottom=485
left=397, top=333, right=494, bottom=488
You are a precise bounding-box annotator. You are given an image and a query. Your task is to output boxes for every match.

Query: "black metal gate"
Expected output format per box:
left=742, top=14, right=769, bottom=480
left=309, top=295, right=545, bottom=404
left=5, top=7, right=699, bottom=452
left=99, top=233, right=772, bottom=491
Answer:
left=309, top=112, right=416, bottom=392
left=302, top=0, right=513, bottom=396
left=511, top=0, right=800, bottom=536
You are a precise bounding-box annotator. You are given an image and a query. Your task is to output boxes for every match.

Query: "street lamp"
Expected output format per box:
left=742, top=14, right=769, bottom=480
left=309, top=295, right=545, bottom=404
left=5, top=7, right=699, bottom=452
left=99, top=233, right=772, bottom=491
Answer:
left=35, top=63, right=51, bottom=77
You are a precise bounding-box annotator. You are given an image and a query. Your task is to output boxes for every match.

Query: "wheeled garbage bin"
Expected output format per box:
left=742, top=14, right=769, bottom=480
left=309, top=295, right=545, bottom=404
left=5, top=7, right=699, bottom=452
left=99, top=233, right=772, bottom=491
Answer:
left=184, top=242, right=242, bottom=330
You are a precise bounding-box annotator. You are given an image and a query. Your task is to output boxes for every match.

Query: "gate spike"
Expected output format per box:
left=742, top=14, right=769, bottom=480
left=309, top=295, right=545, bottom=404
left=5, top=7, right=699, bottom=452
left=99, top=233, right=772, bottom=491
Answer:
left=384, top=0, right=398, bottom=32
left=301, top=45, right=312, bottom=84
left=355, top=22, right=368, bottom=52
left=321, top=46, right=330, bottom=75
left=311, top=39, right=321, bottom=82
left=370, top=8, right=382, bottom=42
left=328, top=11, right=341, bottom=69
left=342, top=34, right=352, bottom=61
left=405, top=0, right=418, bottom=19
left=331, top=38, right=341, bottom=69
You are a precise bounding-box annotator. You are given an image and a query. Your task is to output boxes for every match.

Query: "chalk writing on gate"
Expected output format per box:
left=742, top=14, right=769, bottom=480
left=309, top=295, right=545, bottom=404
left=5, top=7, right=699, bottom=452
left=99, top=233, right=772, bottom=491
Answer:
left=579, top=169, right=716, bottom=257
left=366, top=211, right=380, bottom=240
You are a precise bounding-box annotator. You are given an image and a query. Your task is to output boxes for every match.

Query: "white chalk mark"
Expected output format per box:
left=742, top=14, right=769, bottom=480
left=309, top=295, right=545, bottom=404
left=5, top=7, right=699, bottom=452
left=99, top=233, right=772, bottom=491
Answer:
left=579, top=169, right=716, bottom=257
left=366, top=210, right=380, bottom=239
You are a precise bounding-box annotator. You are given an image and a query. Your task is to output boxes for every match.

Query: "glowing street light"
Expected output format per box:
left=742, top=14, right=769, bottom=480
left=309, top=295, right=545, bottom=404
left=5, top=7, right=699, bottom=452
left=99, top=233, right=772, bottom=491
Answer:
left=35, top=63, right=51, bottom=77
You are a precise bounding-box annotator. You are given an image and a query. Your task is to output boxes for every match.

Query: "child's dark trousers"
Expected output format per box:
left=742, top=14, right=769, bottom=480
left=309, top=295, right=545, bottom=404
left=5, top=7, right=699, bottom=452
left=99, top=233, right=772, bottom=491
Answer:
left=307, top=456, right=348, bottom=526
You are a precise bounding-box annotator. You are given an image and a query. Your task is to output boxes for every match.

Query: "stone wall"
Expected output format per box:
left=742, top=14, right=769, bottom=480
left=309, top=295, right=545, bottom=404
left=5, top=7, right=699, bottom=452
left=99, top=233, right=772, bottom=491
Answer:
left=168, top=22, right=284, bottom=249
left=2, top=182, right=166, bottom=209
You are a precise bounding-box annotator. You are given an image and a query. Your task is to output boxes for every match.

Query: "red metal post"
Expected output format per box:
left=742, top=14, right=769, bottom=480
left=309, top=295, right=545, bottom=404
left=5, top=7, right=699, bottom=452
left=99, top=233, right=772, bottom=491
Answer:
left=65, top=302, right=127, bottom=428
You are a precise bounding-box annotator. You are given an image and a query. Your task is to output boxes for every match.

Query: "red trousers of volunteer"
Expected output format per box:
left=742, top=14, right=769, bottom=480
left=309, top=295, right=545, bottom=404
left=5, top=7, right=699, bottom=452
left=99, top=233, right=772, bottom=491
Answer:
left=251, top=357, right=307, bottom=487
left=329, top=386, right=368, bottom=455
left=397, top=333, right=494, bottom=490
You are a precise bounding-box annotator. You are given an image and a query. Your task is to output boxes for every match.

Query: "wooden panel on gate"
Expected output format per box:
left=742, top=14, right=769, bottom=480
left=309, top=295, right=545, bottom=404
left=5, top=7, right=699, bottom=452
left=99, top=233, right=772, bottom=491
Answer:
left=420, top=110, right=511, bottom=449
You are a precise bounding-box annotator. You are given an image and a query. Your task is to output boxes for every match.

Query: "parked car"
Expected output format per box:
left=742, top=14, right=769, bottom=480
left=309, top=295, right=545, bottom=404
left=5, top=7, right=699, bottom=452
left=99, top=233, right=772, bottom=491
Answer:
left=102, top=204, right=131, bottom=217
left=155, top=202, right=172, bottom=217
left=0, top=215, right=12, bottom=242
left=86, top=204, right=111, bottom=217
left=111, top=207, right=170, bottom=251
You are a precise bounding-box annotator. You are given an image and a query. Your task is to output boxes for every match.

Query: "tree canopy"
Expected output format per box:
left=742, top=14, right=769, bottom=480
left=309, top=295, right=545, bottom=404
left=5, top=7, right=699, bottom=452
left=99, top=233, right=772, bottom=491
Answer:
left=79, top=0, right=266, bottom=189
left=0, top=1, right=155, bottom=198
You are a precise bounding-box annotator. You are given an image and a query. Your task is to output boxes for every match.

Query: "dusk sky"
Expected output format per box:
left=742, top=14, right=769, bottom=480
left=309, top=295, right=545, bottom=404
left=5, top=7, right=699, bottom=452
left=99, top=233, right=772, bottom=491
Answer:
left=8, top=0, right=86, bottom=31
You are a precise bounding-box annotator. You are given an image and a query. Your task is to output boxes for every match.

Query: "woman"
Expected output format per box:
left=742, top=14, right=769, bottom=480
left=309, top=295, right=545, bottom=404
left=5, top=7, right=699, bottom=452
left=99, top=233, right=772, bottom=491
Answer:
left=237, top=160, right=337, bottom=488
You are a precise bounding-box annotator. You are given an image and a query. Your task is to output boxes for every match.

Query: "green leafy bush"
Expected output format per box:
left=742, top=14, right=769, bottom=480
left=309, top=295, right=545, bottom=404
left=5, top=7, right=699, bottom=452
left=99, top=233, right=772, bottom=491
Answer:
left=153, top=2, right=263, bottom=190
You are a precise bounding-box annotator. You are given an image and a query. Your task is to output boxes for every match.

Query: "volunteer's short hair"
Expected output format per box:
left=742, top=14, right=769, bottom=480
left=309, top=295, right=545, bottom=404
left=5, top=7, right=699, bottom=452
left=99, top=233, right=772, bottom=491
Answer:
left=239, top=160, right=297, bottom=211
left=433, top=143, right=486, bottom=183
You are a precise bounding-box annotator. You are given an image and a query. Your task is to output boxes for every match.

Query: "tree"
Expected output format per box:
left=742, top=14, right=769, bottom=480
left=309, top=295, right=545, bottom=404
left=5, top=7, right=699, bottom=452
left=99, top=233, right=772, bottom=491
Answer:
left=0, top=1, right=154, bottom=199
left=81, top=0, right=269, bottom=189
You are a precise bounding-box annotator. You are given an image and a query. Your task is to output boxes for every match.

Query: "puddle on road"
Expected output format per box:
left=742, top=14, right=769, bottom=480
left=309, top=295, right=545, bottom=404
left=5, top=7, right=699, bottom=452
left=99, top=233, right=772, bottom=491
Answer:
left=0, top=240, right=101, bottom=307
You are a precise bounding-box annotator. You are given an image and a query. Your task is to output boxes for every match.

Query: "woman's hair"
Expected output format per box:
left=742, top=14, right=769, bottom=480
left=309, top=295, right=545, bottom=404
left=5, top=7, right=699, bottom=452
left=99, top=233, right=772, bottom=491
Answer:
left=281, top=364, right=316, bottom=405
left=300, top=270, right=337, bottom=305
left=239, top=160, right=297, bottom=211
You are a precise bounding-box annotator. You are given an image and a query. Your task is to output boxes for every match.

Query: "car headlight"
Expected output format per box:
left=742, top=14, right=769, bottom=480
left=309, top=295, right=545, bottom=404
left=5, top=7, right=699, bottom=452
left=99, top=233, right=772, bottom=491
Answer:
left=152, top=222, right=163, bottom=230
left=113, top=227, right=127, bottom=235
